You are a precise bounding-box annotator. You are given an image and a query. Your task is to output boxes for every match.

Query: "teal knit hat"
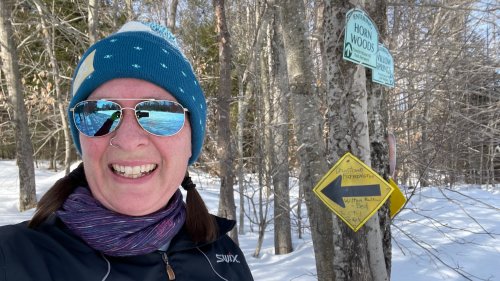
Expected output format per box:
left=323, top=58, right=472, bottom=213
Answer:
left=68, top=22, right=206, bottom=165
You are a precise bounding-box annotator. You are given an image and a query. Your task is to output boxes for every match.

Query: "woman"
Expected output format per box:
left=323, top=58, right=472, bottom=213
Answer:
left=0, top=21, right=254, bottom=281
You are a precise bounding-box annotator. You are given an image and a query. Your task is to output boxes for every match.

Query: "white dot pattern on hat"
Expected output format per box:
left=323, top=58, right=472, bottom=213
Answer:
left=160, top=63, right=168, bottom=69
left=110, top=39, right=118, bottom=43
left=134, top=46, right=143, bottom=51
left=132, top=64, right=141, bottom=68
left=104, top=55, right=113, bottom=59
left=179, top=87, right=184, bottom=93
left=182, top=71, right=187, bottom=77
left=162, top=49, right=169, bottom=54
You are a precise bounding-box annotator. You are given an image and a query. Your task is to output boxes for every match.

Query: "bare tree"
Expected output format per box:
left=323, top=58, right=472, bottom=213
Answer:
left=277, top=0, right=334, bottom=279
left=166, top=0, right=179, bottom=33
left=125, top=0, right=134, bottom=20
left=324, top=1, right=388, bottom=280
left=268, top=5, right=292, bottom=255
left=0, top=0, right=37, bottom=211
left=88, top=0, right=99, bottom=44
left=366, top=0, right=392, bottom=275
left=32, top=0, right=73, bottom=175
left=214, top=0, right=238, bottom=243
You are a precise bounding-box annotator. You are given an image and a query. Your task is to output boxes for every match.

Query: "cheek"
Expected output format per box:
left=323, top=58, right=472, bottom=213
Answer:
left=80, top=135, right=109, bottom=166
left=81, top=135, right=103, bottom=153
left=172, top=123, right=192, bottom=159
left=161, top=135, right=191, bottom=161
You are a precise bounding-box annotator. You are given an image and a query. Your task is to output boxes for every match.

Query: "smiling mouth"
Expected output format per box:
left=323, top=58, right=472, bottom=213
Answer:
left=111, top=164, right=157, bottom=179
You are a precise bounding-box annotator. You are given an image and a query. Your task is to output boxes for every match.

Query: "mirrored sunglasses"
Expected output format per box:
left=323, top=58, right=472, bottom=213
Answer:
left=70, top=99, right=188, bottom=137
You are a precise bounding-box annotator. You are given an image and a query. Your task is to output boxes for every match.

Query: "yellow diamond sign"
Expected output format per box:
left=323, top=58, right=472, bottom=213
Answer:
left=313, top=153, right=394, bottom=231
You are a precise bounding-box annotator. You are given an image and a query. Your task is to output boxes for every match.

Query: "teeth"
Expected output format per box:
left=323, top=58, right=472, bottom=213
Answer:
left=111, top=164, right=157, bottom=178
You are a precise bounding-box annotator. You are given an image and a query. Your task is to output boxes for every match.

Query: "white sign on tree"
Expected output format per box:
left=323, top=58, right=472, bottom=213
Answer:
left=372, top=44, right=395, bottom=88
left=343, top=8, right=379, bottom=69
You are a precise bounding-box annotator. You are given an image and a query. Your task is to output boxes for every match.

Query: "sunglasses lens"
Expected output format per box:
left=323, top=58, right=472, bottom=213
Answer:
left=135, top=100, right=185, bottom=136
left=73, top=100, right=121, bottom=137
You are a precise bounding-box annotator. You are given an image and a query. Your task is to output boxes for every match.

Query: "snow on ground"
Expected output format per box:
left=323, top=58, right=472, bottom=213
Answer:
left=0, top=160, right=499, bottom=280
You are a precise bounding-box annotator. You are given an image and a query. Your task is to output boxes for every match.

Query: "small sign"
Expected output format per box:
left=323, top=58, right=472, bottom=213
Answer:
left=372, top=44, right=395, bottom=88
left=343, top=8, right=379, bottom=69
left=313, top=153, right=394, bottom=231
left=388, top=178, right=406, bottom=218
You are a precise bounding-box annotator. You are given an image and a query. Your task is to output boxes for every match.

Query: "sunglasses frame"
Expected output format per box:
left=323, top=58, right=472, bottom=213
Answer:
left=70, top=98, right=189, bottom=137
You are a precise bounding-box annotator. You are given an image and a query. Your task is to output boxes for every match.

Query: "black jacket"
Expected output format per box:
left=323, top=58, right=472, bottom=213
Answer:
left=0, top=215, right=253, bottom=281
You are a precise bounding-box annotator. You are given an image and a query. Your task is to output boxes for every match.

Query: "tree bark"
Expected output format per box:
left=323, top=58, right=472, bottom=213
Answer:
left=324, top=2, right=389, bottom=280
left=214, top=0, right=238, bottom=243
left=365, top=0, right=392, bottom=275
left=88, top=0, right=99, bottom=44
left=277, top=0, right=334, bottom=279
left=269, top=6, right=292, bottom=255
left=167, top=0, right=179, bottom=33
left=0, top=0, right=37, bottom=211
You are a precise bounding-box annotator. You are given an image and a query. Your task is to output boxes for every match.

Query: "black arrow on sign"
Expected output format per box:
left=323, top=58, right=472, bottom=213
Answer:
left=321, top=175, right=381, bottom=208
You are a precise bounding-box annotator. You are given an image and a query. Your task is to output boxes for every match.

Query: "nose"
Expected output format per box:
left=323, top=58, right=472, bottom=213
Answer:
left=109, top=109, right=149, bottom=149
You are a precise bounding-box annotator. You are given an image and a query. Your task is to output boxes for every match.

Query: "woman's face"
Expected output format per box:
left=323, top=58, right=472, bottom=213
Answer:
left=80, top=78, right=191, bottom=216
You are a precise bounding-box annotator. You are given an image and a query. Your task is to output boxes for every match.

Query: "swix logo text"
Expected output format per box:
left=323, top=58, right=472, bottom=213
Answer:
left=216, top=253, right=240, bottom=263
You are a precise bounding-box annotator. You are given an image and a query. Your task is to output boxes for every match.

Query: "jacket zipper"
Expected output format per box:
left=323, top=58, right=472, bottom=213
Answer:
left=162, top=252, right=176, bottom=280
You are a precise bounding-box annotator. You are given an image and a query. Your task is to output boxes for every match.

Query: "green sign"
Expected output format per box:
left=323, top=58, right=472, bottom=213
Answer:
left=372, top=44, right=395, bottom=88
left=343, top=8, right=379, bottom=69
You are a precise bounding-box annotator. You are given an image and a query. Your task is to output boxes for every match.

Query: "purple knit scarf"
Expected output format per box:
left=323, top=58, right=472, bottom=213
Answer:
left=57, top=186, right=186, bottom=256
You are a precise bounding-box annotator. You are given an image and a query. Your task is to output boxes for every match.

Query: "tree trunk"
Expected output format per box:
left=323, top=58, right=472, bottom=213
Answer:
left=365, top=0, right=392, bottom=275
left=277, top=0, right=333, bottom=280
left=0, top=0, right=37, bottom=211
left=167, top=0, right=179, bottom=33
left=88, top=0, right=99, bottom=44
left=214, top=0, right=238, bottom=243
left=324, top=2, right=388, bottom=281
left=269, top=6, right=292, bottom=255
left=111, top=0, right=119, bottom=28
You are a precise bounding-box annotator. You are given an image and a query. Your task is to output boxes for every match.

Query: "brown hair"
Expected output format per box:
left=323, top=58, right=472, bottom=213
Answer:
left=181, top=171, right=218, bottom=242
left=28, top=163, right=87, bottom=228
left=28, top=164, right=218, bottom=243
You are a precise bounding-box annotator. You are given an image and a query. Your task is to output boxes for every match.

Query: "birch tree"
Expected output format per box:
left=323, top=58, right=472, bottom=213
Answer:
left=88, top=0, right=99, bottom=44
left=0, top=0, right=37, bottom=211
left=324, top=1, right=389, bottom=280
left=366, top=0, right=392, bottom=274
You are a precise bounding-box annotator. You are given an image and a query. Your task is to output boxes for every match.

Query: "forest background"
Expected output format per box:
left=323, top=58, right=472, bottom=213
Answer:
left=0, top=0, right=498, bottom=281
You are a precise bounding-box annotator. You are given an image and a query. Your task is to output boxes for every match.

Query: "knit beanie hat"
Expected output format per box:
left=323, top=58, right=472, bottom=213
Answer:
left=68, top=21, right=206, bottom=165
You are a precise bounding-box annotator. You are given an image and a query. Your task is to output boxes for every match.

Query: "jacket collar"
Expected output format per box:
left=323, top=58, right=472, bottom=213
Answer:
left=167, top=215, right=236, bottom=253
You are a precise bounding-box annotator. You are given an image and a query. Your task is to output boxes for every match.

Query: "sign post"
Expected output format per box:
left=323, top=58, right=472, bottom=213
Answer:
left=372, top=44, right=395, bottom=87
left=343, top=8, right=379, bottom=69
left=313, top=153, right=394, bottom=231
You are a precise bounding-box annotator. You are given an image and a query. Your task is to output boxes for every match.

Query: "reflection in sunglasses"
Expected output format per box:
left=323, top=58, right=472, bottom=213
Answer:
left=71, top=99, right=187, bottom=137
